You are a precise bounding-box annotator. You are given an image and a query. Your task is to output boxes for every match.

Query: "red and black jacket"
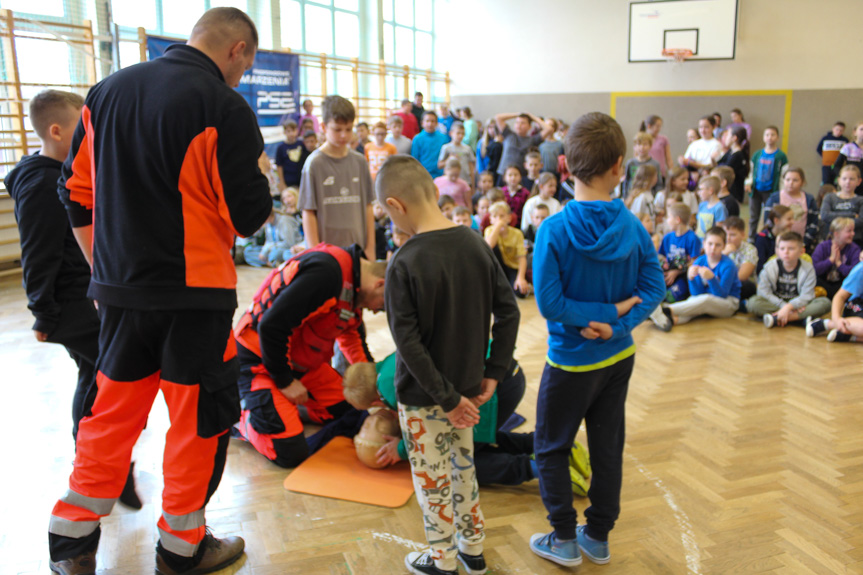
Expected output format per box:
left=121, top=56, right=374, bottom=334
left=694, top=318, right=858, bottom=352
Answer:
left=58, top=44, right=273, bottom=311
left=234, top=243, right=372, bottom=387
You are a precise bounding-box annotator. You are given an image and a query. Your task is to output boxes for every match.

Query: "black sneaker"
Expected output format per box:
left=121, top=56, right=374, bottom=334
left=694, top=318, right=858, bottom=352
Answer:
left=457, top=550, right=488, bottom=575
left=805, top=317, right=826, bottom=337
left=827, top=329, right=853, bottom=343
left=404, top=551, right=457, bottom=575
left=49, top=550, right=96, bottom=575
left=155, top=531, right=245, bottom=575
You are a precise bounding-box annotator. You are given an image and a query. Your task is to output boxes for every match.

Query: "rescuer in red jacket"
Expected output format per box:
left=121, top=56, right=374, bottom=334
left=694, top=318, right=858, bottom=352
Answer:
left=233, top=243, right=386, bottom=466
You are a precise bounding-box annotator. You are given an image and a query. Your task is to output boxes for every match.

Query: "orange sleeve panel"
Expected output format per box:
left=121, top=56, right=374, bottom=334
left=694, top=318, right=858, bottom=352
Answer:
left=65, top=106, right=95, bottom=215
left=179, top=128, right=237, bottom=290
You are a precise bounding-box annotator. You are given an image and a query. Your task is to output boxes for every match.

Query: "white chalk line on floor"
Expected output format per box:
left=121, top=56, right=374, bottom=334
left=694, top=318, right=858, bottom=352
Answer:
left=629, top=454, right=703, bottom=575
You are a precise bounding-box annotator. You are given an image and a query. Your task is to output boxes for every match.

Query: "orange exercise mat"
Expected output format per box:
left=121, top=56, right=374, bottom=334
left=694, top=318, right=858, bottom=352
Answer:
left=283, top=436, right=415, bottom=508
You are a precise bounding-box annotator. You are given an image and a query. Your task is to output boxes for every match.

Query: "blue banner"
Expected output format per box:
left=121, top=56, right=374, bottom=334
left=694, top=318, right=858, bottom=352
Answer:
left=146, top=36, right=300, bottom=128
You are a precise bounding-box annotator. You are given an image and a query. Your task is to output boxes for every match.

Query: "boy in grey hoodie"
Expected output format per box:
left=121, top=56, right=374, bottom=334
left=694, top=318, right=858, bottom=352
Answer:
left=747, top=231, right=831, bottom=327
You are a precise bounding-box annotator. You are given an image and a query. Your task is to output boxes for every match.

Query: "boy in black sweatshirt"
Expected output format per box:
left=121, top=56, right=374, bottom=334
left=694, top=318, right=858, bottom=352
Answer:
left=5, top=90, right=141, bottom=507
left=376, top=155, right=520, bottom=575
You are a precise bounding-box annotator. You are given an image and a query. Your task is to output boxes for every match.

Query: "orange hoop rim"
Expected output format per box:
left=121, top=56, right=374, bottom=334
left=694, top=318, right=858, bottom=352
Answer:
left=661, top=48, right=693, bottom=62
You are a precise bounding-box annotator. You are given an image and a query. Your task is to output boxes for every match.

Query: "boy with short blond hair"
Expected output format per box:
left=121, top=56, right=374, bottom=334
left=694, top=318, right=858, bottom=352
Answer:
left=711, top=165, right=740, bottom=217
left=531, top=112, right=665, bottom=567
left=365, top=121, right=397, bottom=181
left=659, top=203, right=701, bottom=298
left=696, top=175, right=728, bottom=238
left=299, top=95, right=375, bottom=259
left=522, top=150, right=543, bottom=190
left=748, top=231, right=831, bottom=328
left=386, top=115, right=412, bottom=154
left=376, top=155, right=519, bottom=575
left=6, top=89, right=107, bottom=447
left=485, top=200, right=529, bottom=297
left=722, top=216, right=758, bottom=301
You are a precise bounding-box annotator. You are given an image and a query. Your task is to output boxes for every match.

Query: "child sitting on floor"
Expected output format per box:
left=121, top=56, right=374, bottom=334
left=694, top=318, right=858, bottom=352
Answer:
left=712, top=166, right=740, bottom=217
left=438, top=194, right=456, bottom=219
left=434, top=157, right=472, bottom=209
left=811, top=217, right=861, bottom=299
left=695, top=175, right=728, bottom=238
left=659, top=226, right=741, bottom=328
left=658, top=203, right=702, bottom=301
left=806, top=259, right=863, bottom=342
left=626, top=164, right=659, bottom=221
left=754, top=205, right=796, bottom=274
left=521, top=172, right=561, bottom=232
left=748, top=231, right=831, bottom=328
left=452, top=206, right=480, bottom=232
left=820, top=165, right=863, bottom=242
left=763, top=167, right=819, bottom=252
left=501, top=164, right=531, bottom=221
left=721, top=216, right=759, bottom=302
left=485, top=201, right=529, bottom=297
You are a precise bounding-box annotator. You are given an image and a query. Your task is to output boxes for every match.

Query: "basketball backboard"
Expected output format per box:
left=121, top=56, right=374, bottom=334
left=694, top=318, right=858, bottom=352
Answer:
left=629, top=0, right=739, bottom=62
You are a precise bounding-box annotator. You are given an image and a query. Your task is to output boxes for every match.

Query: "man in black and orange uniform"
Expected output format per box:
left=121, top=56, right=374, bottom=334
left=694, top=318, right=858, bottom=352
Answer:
left=233, top=243, right=386, bottom=467
left=48, top=8, right=272, bottom=575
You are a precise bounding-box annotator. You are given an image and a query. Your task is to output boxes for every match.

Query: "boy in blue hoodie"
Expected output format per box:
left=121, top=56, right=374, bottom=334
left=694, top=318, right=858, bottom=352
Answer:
left=529, top=112, right=666, bottom=568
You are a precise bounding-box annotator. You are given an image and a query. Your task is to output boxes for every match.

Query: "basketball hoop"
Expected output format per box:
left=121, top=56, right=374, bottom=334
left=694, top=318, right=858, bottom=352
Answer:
left=662, top=48, right=693, bottom=64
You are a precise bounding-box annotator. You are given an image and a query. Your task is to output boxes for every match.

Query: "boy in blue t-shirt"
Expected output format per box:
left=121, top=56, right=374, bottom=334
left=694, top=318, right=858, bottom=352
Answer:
left=696, top=175, right=728, bottom=237
left=530, top=112, right=665, bottom=568
left=411, top=111, right=449, bottom=178
left=662, top=226, right=741, bottom=327
left=750, top=126, right=788, bottom=240
left=275, top=119, right=309, bottom=190
left=806, top=261, right=863, bottom=342
left=658, top=202, right=702, bottom=301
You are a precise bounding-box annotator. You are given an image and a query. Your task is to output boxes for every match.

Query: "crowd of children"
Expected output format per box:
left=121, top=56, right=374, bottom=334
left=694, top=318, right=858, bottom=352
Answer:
left=23, top=74, right=863, bottom=575
left=229, top=97, right=863, bottom=575
left=630, top=110, right=863, bottom=342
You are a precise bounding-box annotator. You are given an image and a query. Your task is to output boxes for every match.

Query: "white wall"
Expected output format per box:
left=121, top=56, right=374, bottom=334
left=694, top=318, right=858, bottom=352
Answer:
left=437, top=0, right=863, bottom=96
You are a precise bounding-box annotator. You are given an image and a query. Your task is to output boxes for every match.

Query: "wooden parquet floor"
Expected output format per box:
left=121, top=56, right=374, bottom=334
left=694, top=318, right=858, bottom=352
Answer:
left=2, top=265, right=863, bottom=575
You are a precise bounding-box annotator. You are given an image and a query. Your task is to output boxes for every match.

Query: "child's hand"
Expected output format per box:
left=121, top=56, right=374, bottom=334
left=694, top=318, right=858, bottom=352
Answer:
left=580, top=326, right=600, bottom=340
left=514, top=276, right=530, bottom=295
left=587, top=321, right=613, bottom=340
left=666, top=269, right=681, bottom=285
left=615, top=296, right=642, bottom=317
left=376, top=436, right=402, bottom=467
left=776, top=304, right=794, bottom=326
left=281, top=380, right=309, bottom=405
left=698, top=267, right=714, bottom=281
left=471, top=378, right=498, bottom=407
left=446, top=396, right=480, bottom=429
left=835, top=317, right=852, bottom=334
left=687, top=266, right=700, bottom=280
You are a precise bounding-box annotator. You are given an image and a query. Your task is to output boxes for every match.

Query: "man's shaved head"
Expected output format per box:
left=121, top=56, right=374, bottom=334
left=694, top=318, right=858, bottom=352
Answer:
left=375, top=155, right=437, bottom=207
left=189, top=7, right=258, bottom=55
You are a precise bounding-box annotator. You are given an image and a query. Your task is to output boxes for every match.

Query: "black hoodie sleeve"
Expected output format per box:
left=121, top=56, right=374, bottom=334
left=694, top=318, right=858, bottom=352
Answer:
left=10, top=165, right=68, bottom=333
